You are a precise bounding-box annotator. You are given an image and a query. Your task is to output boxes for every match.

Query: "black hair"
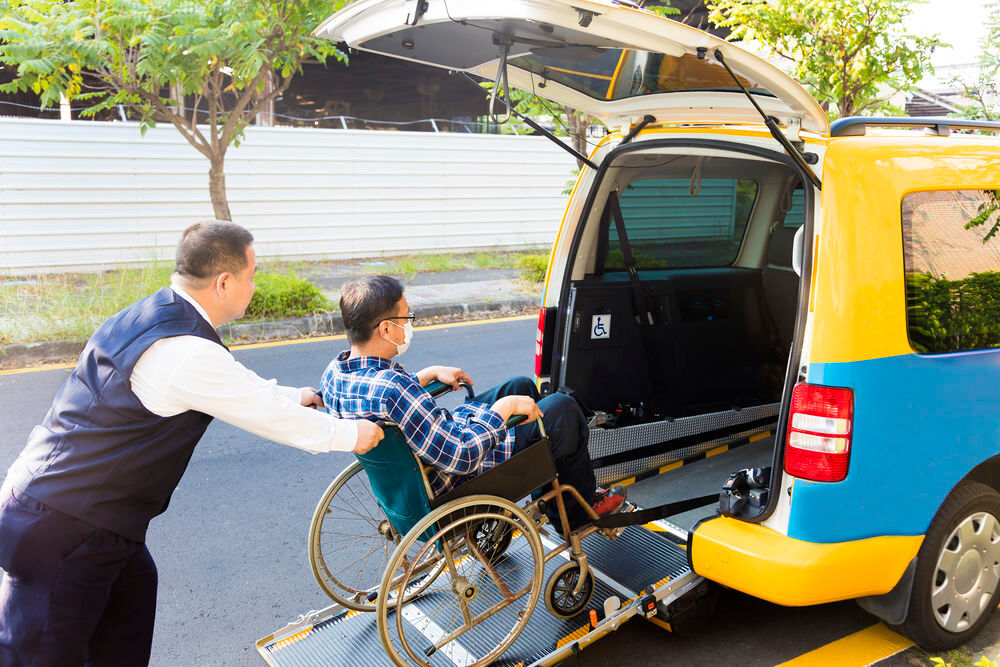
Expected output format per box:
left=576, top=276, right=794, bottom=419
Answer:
left=340, top=275, right=404, bottom=344
left=174, top=220, right=254, bottom=284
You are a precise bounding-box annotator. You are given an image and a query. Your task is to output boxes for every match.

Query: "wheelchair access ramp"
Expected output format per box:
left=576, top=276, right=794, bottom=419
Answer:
left=257, top=520, right=703, bottom=666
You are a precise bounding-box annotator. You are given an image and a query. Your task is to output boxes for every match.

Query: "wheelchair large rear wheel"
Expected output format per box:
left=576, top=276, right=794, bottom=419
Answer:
left=308, top=460, right=443, bottom=610
left=377, top=495, right=544, bottom=667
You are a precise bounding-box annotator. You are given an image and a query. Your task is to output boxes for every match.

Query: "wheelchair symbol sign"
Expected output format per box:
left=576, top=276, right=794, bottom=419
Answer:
left=591, top=314, right=611, bottom=339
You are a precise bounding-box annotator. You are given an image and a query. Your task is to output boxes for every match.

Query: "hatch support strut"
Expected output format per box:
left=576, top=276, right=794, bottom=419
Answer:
left=457, top=72, right=599, bottom=170
left=704, top=47, right=822, bottom=190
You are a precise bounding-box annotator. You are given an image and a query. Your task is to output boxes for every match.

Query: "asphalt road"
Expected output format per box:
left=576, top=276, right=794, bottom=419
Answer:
left=0, top=316, right=995, bottom=665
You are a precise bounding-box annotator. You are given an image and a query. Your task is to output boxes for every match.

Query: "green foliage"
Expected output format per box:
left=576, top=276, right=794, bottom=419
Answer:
left=0, top=0, right=347, bottom=217
left=964, top=190, right=1000, bottom=245
left=604, top=248, right=670, bottom=270
left=951, top=2, right=1000, bottom=120
left=707, top=0, right=942, bottom=119
left=906, top=270, right=1000, bottom=354
left=518, top=254, right=550, bottom=282
left=642, top=1, right=680, bottom=18
left=245, top=269, right=331, bottom=320
left=562, top=167, right=580, bottom=196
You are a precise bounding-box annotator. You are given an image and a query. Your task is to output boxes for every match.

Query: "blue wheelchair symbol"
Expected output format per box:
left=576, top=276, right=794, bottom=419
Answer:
left=593, top=316, right=608, bottom=338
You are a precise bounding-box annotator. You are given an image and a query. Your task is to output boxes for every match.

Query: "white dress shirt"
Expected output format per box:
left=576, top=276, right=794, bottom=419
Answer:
left=130, top=285, right=357, bottom=453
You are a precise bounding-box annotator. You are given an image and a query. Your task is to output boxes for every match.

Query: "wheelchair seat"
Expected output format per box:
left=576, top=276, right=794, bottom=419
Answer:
left=354, top=383, right=558, bottom=543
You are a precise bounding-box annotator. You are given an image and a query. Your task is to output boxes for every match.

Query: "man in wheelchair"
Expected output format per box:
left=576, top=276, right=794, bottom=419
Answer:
left=320, top=275, right=625, bottom=530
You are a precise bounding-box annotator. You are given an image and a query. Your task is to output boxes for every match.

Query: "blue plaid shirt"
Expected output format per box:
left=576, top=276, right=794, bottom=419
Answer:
left=320, top=352, right=515, bottom=495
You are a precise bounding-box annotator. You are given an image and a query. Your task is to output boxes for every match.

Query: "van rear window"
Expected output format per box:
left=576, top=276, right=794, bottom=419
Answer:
left=604, top=178, right=758, bottom=269
left=902, top=190, right=1000, bottom=354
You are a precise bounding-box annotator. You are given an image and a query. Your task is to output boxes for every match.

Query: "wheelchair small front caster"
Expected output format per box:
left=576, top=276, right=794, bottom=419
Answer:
left=544, top=561, right=595, bottom=618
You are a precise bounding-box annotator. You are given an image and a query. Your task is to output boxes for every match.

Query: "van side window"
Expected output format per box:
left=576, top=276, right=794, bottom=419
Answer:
left=605, top=178, right=758, bottom=270
left=902, top=190, right=1000, bottom=354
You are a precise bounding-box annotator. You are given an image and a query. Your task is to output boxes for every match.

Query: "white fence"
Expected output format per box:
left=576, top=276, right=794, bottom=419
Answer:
left=0, top=118, right=577, bottom=274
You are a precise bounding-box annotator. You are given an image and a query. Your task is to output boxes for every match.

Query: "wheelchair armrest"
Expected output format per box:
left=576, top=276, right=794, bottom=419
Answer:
left=506, top=414, right=528, bottom=428
left=425, top=380, right=476, bottom=400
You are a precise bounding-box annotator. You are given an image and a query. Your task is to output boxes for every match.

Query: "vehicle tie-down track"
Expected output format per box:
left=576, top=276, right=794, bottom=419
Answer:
left=257, top=518, right=706, bottom=666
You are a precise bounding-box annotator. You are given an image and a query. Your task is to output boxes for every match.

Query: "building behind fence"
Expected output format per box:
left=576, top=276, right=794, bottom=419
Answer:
left=0, top=117, right=577, bottom=274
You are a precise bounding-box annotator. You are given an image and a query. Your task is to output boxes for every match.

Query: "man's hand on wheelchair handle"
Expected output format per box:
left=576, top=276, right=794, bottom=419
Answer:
left=352, top=420, right=385, bottom=455
left=300, top=387, right=324, bottom=409
left=490, top=395, right=543, bottom=424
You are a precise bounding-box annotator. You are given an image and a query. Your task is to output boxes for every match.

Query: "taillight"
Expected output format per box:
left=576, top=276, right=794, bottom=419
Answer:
left=784, top=382, right=854, bottom=482
left=534, top=307, right=556, bottom=376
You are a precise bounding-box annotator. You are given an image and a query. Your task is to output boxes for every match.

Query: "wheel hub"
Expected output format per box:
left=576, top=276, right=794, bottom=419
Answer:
left=932, top=511, right=1000, bottom=633
left=451, top=575, right=477, bottom=602
left=378, top=520, right=396, bottom=541
left=955, top=550, right=983, bottom=595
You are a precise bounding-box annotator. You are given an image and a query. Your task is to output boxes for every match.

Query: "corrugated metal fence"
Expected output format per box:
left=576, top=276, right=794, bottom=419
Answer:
left=0, top=118, right=576, bottom=273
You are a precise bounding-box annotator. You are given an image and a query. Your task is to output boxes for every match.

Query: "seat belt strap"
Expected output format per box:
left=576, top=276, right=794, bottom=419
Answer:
left=608, top=193, right=665, bottom=392
left=609, top=193, right=651, bottom=327
left=593, top=493, right=720, bottom=528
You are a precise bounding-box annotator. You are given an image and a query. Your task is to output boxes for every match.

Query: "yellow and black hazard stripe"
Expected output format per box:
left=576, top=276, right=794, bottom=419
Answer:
left=607, top=429, right=774, bottom=491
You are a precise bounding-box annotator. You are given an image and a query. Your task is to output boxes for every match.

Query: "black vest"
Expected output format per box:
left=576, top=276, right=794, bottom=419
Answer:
left=4, top=287, right=225, bottom=542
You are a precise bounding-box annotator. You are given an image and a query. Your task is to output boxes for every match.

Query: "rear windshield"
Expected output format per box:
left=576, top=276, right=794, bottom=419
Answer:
left=510, top=49, right=773, bottom=101
left=902, top=189, right=1000, bottom=354
left=603, top=178, right=759, bottom=270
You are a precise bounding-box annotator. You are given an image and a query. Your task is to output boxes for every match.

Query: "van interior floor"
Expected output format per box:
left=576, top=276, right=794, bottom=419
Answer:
left=625, top=434, right=775, bottom=531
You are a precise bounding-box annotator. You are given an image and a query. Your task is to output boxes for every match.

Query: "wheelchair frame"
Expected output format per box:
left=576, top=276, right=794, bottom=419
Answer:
left=307, top=381, right=625, bottom=666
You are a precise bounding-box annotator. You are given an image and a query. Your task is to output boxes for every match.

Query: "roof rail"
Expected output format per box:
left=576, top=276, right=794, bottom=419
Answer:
left=830, top=116, right=1000, bottom=137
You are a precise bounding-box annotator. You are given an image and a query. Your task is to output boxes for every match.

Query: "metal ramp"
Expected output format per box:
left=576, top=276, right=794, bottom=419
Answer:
left=257, top=520, right=701, bottom=666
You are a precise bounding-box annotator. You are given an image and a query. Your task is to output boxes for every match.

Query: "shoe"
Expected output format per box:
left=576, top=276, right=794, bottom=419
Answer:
left=591, top=485, right=627, bottom=517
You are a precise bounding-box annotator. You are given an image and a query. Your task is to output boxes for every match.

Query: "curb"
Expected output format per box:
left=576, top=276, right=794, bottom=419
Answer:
left=0, top=296, right=539, bottom=370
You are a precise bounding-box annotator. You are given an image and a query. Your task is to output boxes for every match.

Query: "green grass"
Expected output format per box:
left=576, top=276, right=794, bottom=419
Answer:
left=0, top=262, right=332, bottom=347
left=367, top=249, right=547, bottom=277
left=0, top=260, right=176, bottom=346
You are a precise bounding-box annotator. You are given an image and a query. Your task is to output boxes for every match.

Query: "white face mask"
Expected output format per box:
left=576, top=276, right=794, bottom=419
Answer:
left=387, top=320, right=413, bottom=356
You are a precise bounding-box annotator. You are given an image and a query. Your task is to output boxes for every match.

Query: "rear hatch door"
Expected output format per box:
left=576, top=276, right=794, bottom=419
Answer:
left=314, top=0, right=829, bottom=135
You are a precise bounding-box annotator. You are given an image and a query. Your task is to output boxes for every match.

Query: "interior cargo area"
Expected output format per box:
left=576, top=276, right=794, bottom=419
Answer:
left=552, top=147, right=806, bottom=488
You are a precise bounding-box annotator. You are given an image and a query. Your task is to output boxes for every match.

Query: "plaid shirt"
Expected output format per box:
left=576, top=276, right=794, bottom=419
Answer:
left=320, top=352, right=514, bottom=495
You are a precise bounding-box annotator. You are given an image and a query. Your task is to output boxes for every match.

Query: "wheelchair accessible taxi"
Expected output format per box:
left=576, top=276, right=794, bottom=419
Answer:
left=306, top=381, right=640, bottom=666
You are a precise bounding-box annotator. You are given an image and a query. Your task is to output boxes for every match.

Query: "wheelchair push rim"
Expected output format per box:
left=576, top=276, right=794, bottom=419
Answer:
left=376, top=495, right=545, bottom=667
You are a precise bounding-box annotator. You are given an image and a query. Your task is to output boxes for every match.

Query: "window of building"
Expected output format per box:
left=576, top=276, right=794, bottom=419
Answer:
left=603, top=178, right=758, bottom=270
left=902, top=190, right=1000, bottom=354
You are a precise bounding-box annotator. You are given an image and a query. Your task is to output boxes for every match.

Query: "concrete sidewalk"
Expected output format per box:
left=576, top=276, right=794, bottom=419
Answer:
left=0, top=267, right=543, bottom=369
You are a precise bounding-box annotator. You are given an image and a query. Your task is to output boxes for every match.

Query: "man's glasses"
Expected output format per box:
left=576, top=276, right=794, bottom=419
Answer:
left=375, top=313, right=416, bottom=328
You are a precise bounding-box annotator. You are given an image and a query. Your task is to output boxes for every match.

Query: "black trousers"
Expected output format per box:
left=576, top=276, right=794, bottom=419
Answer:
left=0, top=486, right=157, bottom=667
left=469, top=376, right=596, bottom=528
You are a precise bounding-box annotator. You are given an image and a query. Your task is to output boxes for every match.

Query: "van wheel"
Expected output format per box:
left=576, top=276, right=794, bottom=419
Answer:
left=891, top=481, right=1000, bottom=650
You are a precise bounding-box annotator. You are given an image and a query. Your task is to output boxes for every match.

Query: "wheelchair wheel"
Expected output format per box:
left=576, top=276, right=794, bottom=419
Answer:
left=471, top=515, right=513, bottom=562
left=544, top=560, right=595, bottom=618
left=308, top=460, right=443, bottom=610
left=376, top=495, right=544, bottom=666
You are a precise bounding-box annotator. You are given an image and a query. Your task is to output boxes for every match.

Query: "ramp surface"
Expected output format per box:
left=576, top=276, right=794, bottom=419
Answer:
left=259, top=523, right=692, bottom=666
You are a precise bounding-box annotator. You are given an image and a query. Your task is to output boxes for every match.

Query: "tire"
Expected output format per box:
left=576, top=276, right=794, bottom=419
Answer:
left=544, top=560, right=595, bottom=618
left=892, top=480, right=1000, bottom=650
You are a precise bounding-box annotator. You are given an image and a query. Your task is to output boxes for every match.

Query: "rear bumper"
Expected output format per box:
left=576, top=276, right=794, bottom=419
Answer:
left=690, top=516, right=922, bottom=606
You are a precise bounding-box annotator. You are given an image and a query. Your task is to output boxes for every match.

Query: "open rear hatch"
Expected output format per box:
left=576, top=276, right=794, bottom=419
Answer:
left=314, top=0, right=828, bottom=136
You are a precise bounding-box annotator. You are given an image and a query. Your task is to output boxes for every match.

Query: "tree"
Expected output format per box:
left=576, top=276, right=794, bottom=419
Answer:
left=952, top=1, right=1000, bottom=121
left=0, top=0, right=346, bottom=220
left=706, top=0, right=942, bottom=119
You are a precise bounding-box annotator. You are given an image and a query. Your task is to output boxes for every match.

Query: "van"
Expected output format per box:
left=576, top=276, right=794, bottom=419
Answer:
left=314, top=0, right=1000, bottom=652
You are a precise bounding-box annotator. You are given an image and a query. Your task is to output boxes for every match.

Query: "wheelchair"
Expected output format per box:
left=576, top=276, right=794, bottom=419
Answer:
left=307, top=381, right=625, bottom=666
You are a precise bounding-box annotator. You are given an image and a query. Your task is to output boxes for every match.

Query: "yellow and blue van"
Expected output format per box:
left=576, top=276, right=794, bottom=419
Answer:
left=311, top=0, right=1000, bottom=654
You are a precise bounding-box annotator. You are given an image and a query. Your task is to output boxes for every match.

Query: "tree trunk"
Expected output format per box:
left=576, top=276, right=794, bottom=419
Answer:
left=208, top=155, right=232, bottom=221
left=565, top=108, right=590, bottom=168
